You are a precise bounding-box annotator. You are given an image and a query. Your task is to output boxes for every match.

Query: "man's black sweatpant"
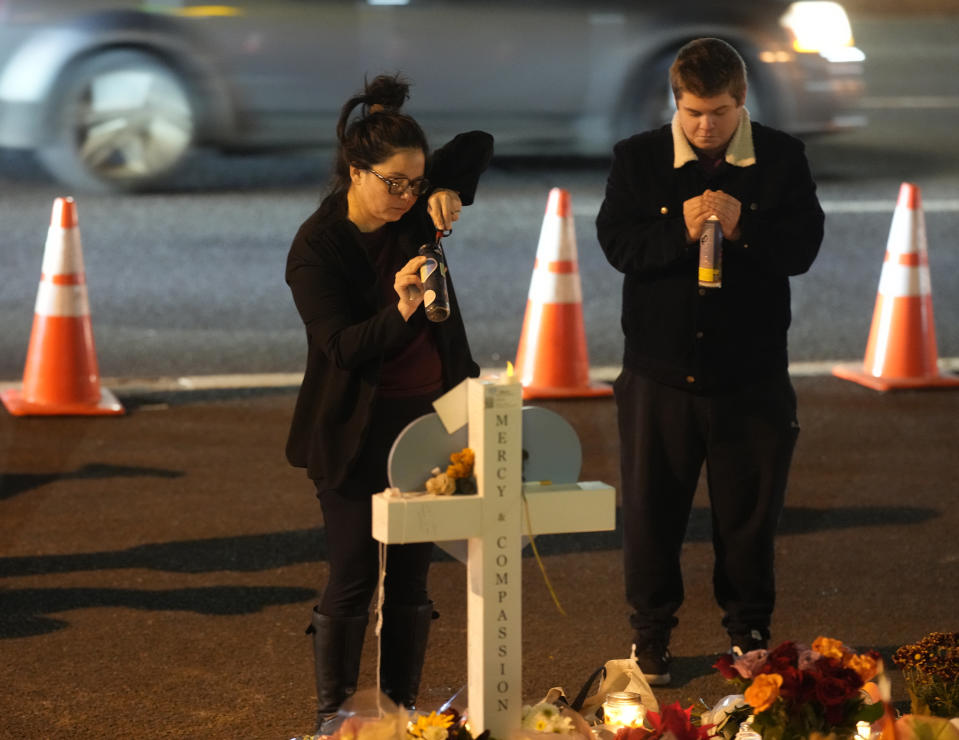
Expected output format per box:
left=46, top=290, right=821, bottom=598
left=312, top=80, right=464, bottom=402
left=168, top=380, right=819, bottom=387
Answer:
left=614, top=368, right=799, bottom=642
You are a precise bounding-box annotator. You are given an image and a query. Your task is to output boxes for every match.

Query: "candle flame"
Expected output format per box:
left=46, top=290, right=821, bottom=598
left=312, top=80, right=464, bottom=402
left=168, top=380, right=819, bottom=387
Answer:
left=506, top=361, right=515, bottom=378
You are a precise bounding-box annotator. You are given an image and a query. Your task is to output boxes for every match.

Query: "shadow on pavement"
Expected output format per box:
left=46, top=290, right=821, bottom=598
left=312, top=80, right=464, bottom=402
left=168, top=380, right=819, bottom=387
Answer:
left=0, top=585, right=318, bottom=639
left=0, top=463, right=184, bottom=501
left=0, top=502, right=936, bottom=577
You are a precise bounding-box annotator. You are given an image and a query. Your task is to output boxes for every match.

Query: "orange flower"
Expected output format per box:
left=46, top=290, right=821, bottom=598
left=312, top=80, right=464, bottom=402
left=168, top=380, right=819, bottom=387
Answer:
left=447, top=448, right=475, bottom=479
left=745, top=672, right=783, bottom=713
left=813, top=637, right=849, bottom=661
left=846, top=652, right=881, bottom=682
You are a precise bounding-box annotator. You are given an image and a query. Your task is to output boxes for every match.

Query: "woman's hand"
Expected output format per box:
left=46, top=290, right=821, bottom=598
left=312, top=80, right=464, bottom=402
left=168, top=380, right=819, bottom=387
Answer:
left=427, top=188, right=462, bottom=232
left=395, top=255, right=427, bottom=321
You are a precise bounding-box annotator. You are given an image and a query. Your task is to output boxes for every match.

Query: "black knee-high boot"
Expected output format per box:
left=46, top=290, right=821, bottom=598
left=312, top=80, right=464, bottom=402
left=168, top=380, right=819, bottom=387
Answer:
left=307, top=608, right=368, bottom=734
left=379, top=602, right=434, bottom=710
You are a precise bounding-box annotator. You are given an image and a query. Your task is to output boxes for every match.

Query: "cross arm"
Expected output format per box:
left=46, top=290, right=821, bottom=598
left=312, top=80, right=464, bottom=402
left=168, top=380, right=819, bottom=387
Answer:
left=521, top=481, right=616, bottom=535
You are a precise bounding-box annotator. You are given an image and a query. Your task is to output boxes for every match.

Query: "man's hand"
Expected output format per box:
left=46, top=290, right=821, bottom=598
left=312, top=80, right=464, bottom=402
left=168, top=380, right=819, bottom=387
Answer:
left=684, top=190, right=742, bottom=241
left=702, top=189, right=742, bottom=241
left=683, top=194, right=711, bottom=241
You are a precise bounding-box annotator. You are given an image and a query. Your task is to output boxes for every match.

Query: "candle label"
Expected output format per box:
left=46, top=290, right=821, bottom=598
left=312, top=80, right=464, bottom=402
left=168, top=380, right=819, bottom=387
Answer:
left=484, top=383, right=522, bottom=409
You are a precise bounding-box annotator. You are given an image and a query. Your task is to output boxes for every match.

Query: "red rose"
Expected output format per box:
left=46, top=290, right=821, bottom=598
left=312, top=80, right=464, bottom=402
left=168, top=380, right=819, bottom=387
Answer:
left=824, top=700, right=847, bottom=726
left=816, top=657, right=863, bottom=694
left=714, top=654, right=741, bottom=680
left=797, top=670, right=820, bottom=704
left=763, top=642, right=800, bottom=673
left=815, top=676, right=851, bottom=707
left=776, top=666, right=802, bottom=699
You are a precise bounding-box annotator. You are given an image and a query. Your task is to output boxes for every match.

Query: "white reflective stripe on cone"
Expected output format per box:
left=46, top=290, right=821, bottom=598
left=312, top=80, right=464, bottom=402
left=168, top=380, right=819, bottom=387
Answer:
left=535, top=219, right=577, bottom=262
left=527, top=270, right=583, bottom=304
left=885, top=199, right=925, bottom=252
left=41, top=227, right=85, bottom=276
left=877, top=262, right=931, bottom=298
left=34, top=282, right=91, bottom=317
left=870, top=296, right=897, bottom=375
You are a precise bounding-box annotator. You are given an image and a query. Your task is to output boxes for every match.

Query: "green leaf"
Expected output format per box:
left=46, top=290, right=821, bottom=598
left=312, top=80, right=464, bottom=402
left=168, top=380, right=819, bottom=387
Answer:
left=851, top=702, right=885, bottom=724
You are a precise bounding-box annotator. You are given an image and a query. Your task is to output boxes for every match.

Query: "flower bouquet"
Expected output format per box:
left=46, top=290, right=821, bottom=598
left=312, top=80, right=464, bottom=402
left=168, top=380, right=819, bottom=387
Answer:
left=306, top=705, right=488, bottom=740
left=711, top=637, right=884, bottom=740
left=893, top=631, right=959, bottom=718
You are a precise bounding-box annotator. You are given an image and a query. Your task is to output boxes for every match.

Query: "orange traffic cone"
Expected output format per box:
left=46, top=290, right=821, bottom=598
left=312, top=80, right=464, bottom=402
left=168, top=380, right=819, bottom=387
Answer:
left=833, top=183, right=959, bottom=391
left=1, top=197, right=124, bottom=416
left=514, top=188, right=612, bottom=399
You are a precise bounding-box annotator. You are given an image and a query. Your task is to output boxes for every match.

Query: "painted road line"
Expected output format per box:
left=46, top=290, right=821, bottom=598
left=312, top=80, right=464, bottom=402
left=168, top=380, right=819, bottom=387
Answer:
left=4, top=360, right=959, bottom=394
left=819, top=199, right=959, bottom=214
left=573, top=199, right=959, bottom=218
left=858, top=95, right=959, bottom=110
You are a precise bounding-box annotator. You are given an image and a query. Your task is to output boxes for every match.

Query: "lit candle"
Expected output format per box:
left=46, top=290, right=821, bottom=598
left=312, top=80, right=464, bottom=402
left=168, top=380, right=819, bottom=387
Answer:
left=602, top=691, right=645, bottom=729
left=496, top=360, right=520, bottom=384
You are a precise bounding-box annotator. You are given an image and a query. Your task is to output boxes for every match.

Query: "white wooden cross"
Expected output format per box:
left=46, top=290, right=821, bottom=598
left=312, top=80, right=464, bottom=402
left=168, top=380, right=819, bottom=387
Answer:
left=372, top=375, right=616, bottom=740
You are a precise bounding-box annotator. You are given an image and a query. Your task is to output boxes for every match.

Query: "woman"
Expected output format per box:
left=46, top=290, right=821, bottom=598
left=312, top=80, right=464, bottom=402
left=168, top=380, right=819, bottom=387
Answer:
left=285, top=74, right=493, bottom=733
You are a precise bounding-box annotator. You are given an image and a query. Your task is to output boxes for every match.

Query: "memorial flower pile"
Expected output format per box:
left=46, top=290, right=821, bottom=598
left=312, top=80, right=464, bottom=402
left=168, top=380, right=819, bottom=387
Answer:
left=711, top=637, right=884, bottom=740
left=893, top=631, right=959, bottom=718
left=311, top=706, right=488, bottom=740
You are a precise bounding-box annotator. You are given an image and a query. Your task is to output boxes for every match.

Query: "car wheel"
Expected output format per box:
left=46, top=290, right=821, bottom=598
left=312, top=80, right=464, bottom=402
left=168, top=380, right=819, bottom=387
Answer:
left=38, top=50, right=195, bottom=193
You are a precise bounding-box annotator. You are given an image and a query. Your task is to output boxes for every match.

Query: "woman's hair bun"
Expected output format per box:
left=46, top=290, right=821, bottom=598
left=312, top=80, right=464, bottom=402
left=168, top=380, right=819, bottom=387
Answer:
left=363, top=73, right=411, bottom=114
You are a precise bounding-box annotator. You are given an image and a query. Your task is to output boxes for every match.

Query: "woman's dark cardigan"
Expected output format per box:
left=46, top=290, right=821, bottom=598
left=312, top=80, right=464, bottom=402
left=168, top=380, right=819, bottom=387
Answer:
left=285, top=131, right=494, bottom=486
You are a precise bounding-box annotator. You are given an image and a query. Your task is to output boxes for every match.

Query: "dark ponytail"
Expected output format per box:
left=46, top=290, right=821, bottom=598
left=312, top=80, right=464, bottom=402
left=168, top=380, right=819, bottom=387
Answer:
left=318, top=73, right=430, bottom=220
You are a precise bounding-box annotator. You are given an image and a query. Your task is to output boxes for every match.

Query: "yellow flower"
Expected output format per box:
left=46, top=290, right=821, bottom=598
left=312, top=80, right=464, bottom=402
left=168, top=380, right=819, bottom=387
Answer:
left=745, top=673, right=783, bottom=713
left=813, top=636, right=849, bottom=661
left=408, top=711, right=453, bottom=740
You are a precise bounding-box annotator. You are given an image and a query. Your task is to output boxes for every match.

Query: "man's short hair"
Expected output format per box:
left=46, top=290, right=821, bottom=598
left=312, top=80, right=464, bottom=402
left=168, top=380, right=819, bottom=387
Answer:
left=669, top=38, right=747, bottom=104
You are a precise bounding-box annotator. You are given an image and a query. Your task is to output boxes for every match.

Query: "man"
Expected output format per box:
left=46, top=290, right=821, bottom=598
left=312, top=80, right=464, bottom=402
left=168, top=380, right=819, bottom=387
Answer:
left=595, top=38, right=823, bottom=685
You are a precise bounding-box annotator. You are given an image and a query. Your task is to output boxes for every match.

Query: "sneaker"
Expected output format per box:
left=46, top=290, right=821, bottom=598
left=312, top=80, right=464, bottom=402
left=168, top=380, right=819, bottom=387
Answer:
left=630, top=637, right=671, bottom=686
left=729, top=628, right=768, bottom=655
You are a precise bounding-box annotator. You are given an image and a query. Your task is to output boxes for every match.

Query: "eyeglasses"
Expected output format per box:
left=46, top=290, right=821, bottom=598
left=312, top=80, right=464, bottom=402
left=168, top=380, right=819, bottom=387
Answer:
left=365, top=167, right=430, bottom=197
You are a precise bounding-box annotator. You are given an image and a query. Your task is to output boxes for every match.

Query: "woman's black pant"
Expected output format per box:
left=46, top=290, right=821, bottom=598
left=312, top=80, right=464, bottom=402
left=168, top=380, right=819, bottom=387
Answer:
left=614, top=368, right=799, bottom=641
left=315, top=393, right=439, bottom=619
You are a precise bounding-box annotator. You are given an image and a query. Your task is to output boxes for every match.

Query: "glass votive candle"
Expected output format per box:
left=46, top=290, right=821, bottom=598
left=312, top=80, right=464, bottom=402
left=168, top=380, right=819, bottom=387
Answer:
left=602, top=691, right=646, bottom=729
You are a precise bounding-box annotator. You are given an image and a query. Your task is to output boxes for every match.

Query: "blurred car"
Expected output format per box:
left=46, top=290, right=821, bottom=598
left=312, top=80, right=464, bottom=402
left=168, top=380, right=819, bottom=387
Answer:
left=0, top=0, right=865, bottom=192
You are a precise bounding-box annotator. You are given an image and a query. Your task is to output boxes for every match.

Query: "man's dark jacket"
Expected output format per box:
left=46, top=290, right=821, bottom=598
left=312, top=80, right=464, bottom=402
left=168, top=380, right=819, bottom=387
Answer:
left=285, top=131, right=493, bottom=486
left=596, top=120, right=824, bottom=392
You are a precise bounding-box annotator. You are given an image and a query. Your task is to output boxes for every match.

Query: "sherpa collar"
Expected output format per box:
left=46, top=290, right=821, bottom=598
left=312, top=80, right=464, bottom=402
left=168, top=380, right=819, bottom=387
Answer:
left=672, top=106, right=756, bottom=169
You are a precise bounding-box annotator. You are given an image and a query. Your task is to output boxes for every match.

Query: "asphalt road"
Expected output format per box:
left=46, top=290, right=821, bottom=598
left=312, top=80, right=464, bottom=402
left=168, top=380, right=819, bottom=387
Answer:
left=1, top=379, right=957, bottom=739
left=0, top=17, right=958, bottom=381
left=2, top=13, right=959, bottom=740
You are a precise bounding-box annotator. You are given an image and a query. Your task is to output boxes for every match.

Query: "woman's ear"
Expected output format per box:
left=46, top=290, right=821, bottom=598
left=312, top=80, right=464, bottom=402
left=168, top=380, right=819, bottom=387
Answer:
left=349, top=165, right=362, bottom=183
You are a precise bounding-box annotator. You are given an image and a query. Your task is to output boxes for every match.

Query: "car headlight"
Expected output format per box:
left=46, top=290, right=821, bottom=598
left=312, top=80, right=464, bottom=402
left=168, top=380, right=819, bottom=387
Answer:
left=780, top=1, right=865, bottom=61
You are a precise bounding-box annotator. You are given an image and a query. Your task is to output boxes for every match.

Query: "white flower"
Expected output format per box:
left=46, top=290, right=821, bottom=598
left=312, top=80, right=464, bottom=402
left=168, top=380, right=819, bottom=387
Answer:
left=520, top=703, right=573, bottom=733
